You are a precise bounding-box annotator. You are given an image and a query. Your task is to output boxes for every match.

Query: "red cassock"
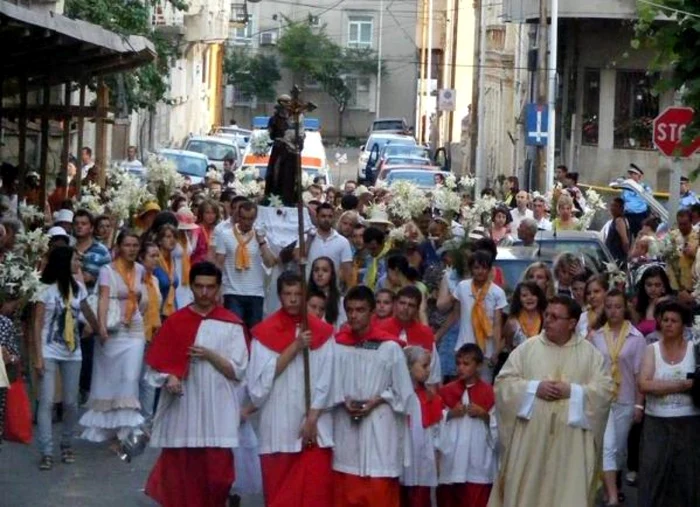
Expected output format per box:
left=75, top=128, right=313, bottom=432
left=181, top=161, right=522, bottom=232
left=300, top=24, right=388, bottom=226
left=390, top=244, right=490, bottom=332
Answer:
left=378, top=317, right=436, bottom=351
left=251, top=310, right=335, bottom=507
left=144, top=306, right=244, bottom=507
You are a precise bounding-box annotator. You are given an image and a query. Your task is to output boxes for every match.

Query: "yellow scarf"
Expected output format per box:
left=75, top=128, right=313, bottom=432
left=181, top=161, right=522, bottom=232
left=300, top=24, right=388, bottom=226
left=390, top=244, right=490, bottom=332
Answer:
left=518, top=312, right=541, bottom=339
left=64, top=286, right=76, bottom=352
left=603, top=321, right=630, bottom=399
left=142, top=274, right=161, bottom=342
left=113, top=258, right=138, bottom=325
left=366, top=241, right=391, bottom=289
left=179, top=235, right=191, bottom=287
left=158, top=251, right=176, bottom=317
left=471, top=281, right=493, bottom=352
left=233, top=225, right=253, bottom=271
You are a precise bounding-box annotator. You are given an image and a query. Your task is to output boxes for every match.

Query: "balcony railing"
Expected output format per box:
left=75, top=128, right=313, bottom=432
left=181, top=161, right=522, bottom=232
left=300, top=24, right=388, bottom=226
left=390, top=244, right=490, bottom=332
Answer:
left=151, top=0, right=185, bottom=27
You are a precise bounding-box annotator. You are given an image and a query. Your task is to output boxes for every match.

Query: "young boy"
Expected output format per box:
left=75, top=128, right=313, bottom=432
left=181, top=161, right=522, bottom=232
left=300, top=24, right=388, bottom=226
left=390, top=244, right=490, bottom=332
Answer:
left=436, top=344, right=497, bottom=507
left=552, top=252, right=584, bottom=298
left=451, top=250, right=507, bottom=380
left=307, top=291, right=327, bottom=320
left=372, top=288, right=395, bottom=324
left=571, top=272, right=588, bottom=309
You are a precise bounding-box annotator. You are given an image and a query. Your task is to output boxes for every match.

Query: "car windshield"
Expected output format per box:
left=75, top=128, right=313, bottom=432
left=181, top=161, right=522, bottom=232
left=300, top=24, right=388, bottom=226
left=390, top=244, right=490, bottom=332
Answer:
left=385, top=171, right=442, bottom=187
left=373, top=120, right=405, bottom=131
left=384, top=157, right=431, bottom=166
left=185, top=140, right=236, bottom=161
left=383, top=145, right=430, bottom=159
left=160, top=153, right=208, bottom=178
left=536, top=240, right=608, bottom=273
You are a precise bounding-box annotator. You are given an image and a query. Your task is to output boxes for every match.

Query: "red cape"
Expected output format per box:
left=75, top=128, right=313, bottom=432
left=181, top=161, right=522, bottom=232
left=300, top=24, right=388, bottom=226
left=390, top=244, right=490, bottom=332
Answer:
left=146, top=306, right=243, bottom=378
left=378, top=317, right=435, bottom=351
left=251, top=309, right=334, bottom=354
left=439, top=378, right=495, bottom=411
left=334, top=323, right=404, bottom=347
left=415, top=385, right=443, bottom=428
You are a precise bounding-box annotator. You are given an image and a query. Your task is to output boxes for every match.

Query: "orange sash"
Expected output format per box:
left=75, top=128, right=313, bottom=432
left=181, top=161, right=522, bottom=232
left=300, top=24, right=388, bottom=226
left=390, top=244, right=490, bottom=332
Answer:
left=142, top=273, right=161, bottom=342
left=113, top=258, right=138, bottom=325
left=471, top=281, right=493, bottom=352
left=178, top=235, right=191, bottom=287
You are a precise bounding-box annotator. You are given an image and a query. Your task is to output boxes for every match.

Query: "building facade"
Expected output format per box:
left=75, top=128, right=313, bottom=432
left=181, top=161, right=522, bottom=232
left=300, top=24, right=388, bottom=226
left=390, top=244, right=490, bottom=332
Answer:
left=226, top=0, right=419, bottom=141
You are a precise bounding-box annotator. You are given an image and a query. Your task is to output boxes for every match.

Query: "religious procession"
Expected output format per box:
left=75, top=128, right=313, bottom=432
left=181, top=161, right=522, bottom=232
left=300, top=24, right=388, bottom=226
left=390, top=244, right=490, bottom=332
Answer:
left=3, top=0, right=700, bottom=506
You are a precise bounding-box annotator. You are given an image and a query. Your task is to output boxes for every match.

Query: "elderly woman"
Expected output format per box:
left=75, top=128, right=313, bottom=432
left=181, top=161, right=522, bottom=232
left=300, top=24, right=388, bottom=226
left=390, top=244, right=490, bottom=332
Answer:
left=638, top=299, right=700, bottom=507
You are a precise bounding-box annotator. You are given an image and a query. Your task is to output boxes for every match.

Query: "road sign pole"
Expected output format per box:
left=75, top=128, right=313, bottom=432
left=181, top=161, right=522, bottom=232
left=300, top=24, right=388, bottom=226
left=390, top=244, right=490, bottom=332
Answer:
left=669, top=156, right=681, bottom=227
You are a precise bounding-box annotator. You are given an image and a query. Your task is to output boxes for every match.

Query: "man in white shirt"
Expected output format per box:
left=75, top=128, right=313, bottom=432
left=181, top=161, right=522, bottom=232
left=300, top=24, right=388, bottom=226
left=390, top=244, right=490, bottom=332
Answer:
left=145, top=262, right=249, bottom=507
left=120, top=146, right=144, bottom=172
left=215, top=201, right=277, bottom=329
left=247, top=271, right=336, bottom=507
left=307, top=203, right=353, bottom=286
left=80, top=146, right=94, bottom=178
left=509, top=190, right=533, bottom=231
left=532, top=195, right=552, bottom=231
left=332, top=286, right=414, bottom=506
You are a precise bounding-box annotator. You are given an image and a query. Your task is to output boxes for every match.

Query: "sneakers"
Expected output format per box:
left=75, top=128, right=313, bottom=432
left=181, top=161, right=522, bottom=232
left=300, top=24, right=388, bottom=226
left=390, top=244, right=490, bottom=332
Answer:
left=39, top=455, right=53, bottom=471
left=61, top=447, right=76, bottom=464
left=626, top=471, right=637, bottom=486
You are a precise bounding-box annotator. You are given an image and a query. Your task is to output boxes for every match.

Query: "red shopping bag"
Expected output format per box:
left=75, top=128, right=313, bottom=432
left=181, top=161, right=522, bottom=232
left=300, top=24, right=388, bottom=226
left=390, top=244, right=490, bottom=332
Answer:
left=4, top=379, right=32, bottom=444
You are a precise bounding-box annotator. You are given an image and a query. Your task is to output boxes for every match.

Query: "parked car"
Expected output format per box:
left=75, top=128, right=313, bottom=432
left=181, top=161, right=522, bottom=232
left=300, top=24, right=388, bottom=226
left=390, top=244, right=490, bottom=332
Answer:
left=378, top=168, right=450, bottom=190
left=183, top=135, right=241, bottom=171
left=370, top=117, right=410, bottom=134
left=375, top=145, right=432, bottom=171
left=609, top=178, right=668, bottom=224
left=358, top=133, right=416, bottom=183
left=158, top=149, right=209, bottom=185
left=211, top=126, right=251, bottom=152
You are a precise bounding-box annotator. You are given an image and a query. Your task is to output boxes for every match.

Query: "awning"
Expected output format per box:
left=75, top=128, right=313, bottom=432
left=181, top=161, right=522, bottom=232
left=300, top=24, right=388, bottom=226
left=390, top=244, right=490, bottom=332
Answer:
left=1, top=1, right=157, bottom=88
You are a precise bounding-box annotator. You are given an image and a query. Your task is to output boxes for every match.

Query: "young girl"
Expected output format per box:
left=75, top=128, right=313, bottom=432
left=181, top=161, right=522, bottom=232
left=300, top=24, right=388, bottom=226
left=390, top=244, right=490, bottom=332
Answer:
left=400, top=346, right=442, bottom=507
left=553, top=253, right=584, bottom=298
left=373, top=288, right=396, bottom=323
left=633, top=265, right=673, bottom=337
left=504, top=281, right=547, bottom=349
left=523, top=261, right=555, bottom=299
left=306, top=291, right=327, bottom=320
left=576, top=275, right=609, bottom=339
left=437, top=344, right=497, bottom=507
left=308, top=256, right=346, bottom=329
left=34, top=246, right=104, bottom=470
left=196, top=199, right=221, bottom=261
left=591, top=289, right=646, bottom=507
left=571, top=272, right=589, bottom=309
left=488, top=207, right=512, bottom=245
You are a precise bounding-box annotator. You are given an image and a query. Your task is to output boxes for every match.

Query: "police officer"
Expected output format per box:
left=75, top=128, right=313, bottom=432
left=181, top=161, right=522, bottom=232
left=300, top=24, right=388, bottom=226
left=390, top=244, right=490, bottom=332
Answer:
left=680, top=176, right=699, bottom=210
left=621, top=163, right=652, bottom=238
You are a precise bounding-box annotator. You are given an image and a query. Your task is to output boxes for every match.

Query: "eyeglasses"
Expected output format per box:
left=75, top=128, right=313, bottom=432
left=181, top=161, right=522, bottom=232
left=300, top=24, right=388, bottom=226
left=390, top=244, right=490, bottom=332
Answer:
left=544, top=312, right=571, bottom=322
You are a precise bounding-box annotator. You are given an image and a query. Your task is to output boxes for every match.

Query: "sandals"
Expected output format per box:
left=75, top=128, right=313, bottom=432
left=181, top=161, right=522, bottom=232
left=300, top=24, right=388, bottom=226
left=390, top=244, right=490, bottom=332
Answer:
left=61, top=447, right=76, bottom=464
left=39, top=455, right=53, bottom=471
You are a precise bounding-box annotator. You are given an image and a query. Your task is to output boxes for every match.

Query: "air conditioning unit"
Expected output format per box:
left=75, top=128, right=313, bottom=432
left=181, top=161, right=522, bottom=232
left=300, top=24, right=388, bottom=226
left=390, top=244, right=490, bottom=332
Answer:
left=259, top=31, right=278, bottom=46
left=309, top=15, right=320, bottom=26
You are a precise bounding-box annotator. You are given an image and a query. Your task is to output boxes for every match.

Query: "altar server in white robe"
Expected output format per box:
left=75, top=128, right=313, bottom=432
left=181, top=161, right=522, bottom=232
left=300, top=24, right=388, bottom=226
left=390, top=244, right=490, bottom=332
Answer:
left=247, top=271, right=336, bottom=507
left=144, top=262, right=249, bottom=507
left=332, top=285, right=415, bottom=507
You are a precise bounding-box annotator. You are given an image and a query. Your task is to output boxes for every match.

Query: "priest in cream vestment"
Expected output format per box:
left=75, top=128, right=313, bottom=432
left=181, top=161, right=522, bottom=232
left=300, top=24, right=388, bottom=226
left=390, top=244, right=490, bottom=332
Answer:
left=488, top=296, right=613, bottom=507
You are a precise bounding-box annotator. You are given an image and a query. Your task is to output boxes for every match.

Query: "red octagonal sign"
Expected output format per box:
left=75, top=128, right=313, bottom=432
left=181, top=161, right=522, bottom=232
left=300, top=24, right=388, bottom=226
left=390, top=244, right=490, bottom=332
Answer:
left=653, top=106, right=700, bottom=158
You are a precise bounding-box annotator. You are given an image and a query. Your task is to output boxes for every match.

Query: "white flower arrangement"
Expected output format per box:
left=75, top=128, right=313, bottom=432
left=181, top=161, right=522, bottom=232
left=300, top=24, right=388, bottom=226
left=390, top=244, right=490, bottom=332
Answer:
left=0, top=251, right=43, bottom=304
left=232, top=166, right=264, bottom=198
left=14, top=228, right=50, bottom=267
left=388, top=226, right=406, bottom=243
left=145, top=155, right=184, bottom=197
left=107, top=164, right=156, bottom=222
left=576, top=188, right=607, bottom=231
left=460, top=195, right=498, bottom=233
left=76, top=183, right=106, bottom=216
left=459, top=175, right=477, bottom=188
left=18, top=202, right=45, bottom=225
left=268, top=194, right=284, bottom=208
left=250, top=130, right=271, bottom=157
left=206, top=168, right=223, bottom=183
left=432, top=186, right=463, bottom=216
left=386, top=180, right=430, bottom=221
left=604, top=261, right=627, bottom=287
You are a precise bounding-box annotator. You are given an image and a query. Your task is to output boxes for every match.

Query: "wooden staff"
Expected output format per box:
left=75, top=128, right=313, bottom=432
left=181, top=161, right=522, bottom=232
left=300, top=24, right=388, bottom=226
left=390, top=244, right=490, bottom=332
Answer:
left=287, top=86, right=316, bottom=412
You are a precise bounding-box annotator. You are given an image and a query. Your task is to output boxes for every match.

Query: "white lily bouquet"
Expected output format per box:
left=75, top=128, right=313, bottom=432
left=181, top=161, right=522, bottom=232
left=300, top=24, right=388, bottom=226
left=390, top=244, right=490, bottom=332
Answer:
left=250, top=130, right=271, bottom=157
left=145, top=155, right=183, bottom=210
left=387, top=180, right=430, bottom=222
left=0, top=251, right=43, bottom=306
left=460, top=195, right=498, bottom=234
left=576, top=188, right=607, bottom=231
left=232, top=167, right=264, bottom=199
left=76, top=183, right=107, bottom=216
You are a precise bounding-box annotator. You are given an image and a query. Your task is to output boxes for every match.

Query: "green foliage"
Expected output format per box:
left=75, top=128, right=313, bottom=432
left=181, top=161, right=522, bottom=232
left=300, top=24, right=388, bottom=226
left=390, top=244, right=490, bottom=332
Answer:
left=65, top=0, right=185, bottom=113
left=224, top=49, right=281, bottom=103
left=634, top=0, right=700, bottom=137
left=276, top=19, right=383, bottom=112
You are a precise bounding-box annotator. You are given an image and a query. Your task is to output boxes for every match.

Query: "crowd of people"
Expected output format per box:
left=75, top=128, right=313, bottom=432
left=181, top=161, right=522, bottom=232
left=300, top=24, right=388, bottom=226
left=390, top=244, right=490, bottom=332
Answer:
left=0, top=156, right=699, bottom=507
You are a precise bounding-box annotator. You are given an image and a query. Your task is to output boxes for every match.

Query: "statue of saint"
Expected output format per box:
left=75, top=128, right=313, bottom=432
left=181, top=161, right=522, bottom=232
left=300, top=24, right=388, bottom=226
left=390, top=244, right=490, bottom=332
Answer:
left=264, top=94, right=304, bottom=206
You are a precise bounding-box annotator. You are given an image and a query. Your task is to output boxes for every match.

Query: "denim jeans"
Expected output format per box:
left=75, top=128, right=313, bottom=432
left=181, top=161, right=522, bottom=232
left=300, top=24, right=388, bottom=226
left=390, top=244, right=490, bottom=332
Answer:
left=37, top=359, right=81, bottom=457
left=223, top=295, right=264, bottom=329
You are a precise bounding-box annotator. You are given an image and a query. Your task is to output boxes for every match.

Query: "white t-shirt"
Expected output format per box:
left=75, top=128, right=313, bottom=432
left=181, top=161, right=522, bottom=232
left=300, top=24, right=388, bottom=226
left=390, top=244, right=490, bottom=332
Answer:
left=452, top=279, right=508, bottom=356
left=510, top=208, right=533, bottom=231
left=536, top=216, right=552, bottom=231
left=38, top=282, right=88, bottom=361
left=215, top=221, right=266, bottom=297
left=307, top=229, right=353, bottom=273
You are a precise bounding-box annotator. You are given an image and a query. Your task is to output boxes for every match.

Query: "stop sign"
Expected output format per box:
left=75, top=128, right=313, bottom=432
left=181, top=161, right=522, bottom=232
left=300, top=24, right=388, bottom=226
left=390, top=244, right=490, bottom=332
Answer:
left=653, top=107, right=700, bottom=158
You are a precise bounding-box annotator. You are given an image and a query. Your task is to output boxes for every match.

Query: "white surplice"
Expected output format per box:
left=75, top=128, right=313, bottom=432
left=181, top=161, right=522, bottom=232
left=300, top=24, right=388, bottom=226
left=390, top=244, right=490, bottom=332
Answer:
left=401, top=393, right=439, bottom=487
left=147, top=319, right=248, bottom=448
left=246, top=338, right=335, bottom=453
left=332, top=340, right=415, bottom=478
left=437, top=390, right=499, bottom=485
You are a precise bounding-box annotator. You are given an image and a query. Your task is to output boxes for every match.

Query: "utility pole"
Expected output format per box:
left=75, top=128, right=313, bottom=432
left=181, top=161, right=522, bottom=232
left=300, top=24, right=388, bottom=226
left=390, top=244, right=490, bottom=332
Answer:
left=426, top=0, right=434, bottom=148
left=546, top=0, right=558, bottom=192
left=375, top=0, right=384, bottom=119
left=536, top=0, right=548, bottom=191
left=469, top=0, right=482, bottom=180
left=418, top=0, right=428, bottom=143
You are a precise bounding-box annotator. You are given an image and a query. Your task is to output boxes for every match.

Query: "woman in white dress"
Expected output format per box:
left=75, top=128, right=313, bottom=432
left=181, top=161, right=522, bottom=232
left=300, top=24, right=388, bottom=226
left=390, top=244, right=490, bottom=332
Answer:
left=80, top=230, right=147, bottom=445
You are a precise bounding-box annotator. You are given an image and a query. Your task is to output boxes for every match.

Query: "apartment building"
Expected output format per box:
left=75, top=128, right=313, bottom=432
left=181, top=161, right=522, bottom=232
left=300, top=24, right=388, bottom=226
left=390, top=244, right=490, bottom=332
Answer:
left=226, top=0, right=419, bottom=140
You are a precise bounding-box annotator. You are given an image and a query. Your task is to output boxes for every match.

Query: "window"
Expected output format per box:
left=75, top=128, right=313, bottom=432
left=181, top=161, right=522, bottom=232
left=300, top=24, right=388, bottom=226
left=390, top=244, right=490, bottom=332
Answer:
left=234, top=87, right=254, bottom=106
left=348, top=16, right=373, bottom=49
left=486, top=27, right=506, bottom=51
left=581, top=69, right=600, bottom=146
left=614, top=70, right=659, bottom=150
left=231, top=12, right=253, bottom=45
left=347, top=76, right=371, bottom=110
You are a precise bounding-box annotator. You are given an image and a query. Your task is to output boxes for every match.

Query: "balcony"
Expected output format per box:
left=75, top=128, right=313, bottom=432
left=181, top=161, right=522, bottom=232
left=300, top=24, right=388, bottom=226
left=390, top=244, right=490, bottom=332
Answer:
left=184, top=0, right=230, bottom=43
left=151, top=0, right=186, bottom=37
left=502, top=0, right=638, bottom=23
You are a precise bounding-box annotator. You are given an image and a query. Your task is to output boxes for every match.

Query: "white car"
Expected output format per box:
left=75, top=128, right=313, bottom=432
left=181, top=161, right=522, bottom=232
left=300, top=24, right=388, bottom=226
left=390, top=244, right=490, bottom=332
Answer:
left=183, top=135, right=241, bottom=171
left=357, top=133, right=416, bottom=182
left=158, top=149, right=209, bottom=185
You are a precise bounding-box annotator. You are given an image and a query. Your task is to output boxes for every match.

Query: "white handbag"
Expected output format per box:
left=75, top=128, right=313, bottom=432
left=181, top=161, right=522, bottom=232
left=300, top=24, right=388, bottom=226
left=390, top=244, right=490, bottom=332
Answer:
left=87, top=266, right=122, bottom=333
